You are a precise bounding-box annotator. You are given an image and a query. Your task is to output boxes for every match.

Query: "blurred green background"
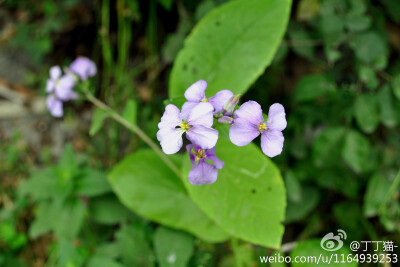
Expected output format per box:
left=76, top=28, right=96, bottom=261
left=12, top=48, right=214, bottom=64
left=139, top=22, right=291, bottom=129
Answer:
left=0, top=0, right=399, bottom=266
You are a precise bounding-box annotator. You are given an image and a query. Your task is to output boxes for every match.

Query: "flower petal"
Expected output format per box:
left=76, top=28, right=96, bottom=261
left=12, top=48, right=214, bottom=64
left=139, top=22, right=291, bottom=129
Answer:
left=184, top=80, right=207, bottom=102
left=46, top=79, right=55, bottom=93
left=261, top=130, right=284, bottom=157
left=233, top=100, right=264, bottom=125
left=50, top=66, right=62, bottom=80
left=208, top=90, right=234, bottom=114
left=186, top=125, right=218, bottom=150
left=229, top=117, right=260, bottom=146
left=180, top=101, right=198, bottom=121
left=186, top=144, right=195, bottom=167
left=157, top=127, right=184, bottom=154
left=70, top=57, right=97, bottom=80
left=55, top=75, right=76, bottom=101
left=188, top=161, right=218, bottom=185
left=158, top=104, right=181, bottom=129
left=267, top=103, right=287, bottom=131
left=46, top=95, right=63, bottom=118
left=187, top=102, right=214, bottom=127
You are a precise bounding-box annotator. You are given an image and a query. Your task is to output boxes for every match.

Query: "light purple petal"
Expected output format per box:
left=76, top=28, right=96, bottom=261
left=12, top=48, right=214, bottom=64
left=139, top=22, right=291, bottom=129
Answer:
left=70, top=57, right=97, bottom=80
left=229, top=117, right=260, bottom=146
left=55, top=75, right=76, bottom=101
left=208, top=90, right=234, bottom=114
left=158, top=104, right=181, bottom=129
left=261, top=130, right=284, bottom=157
left=267, top=103, right=287, bottom=131
left=184, top=80, right=207, bottom=102
left=233, top=100, right=264, bottom=125
left=186, top=125, right=218, bottom=150
left=46, top=95, right=63, bottom=118
left=208, top=155, right=224, bottom=169
left=180, top=101, right=198, bottom=121
left=50, top=66, right=62, bottom=80
left=186, top=144, right=195, bottom=167
left=157, top=127, right=184, bottom=154
left=187, top=102, right=214, bottom=128
left=46, top=79, right=55, bottom=93
left=188, top=161, right=218, bottom=185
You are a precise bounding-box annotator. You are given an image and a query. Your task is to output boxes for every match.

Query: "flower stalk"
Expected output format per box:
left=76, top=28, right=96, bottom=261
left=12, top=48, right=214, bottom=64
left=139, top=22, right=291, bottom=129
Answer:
left=84, top=90, right=182, bottom=178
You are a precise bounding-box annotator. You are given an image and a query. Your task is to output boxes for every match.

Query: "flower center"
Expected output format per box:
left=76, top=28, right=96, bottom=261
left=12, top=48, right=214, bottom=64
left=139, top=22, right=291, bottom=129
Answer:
left=201, top=98, right=209, bottom=102
left=259, top=123, right=268, bottom=132
left=180, top=122, right=190, bottom=131
left=194, top=149, right=206, bottom=162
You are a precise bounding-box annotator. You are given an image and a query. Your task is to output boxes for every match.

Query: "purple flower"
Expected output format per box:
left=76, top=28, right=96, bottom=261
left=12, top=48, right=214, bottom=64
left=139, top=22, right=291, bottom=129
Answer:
left=45, top=66, right=77, bottom=117
left=69, top=57, right=97, bottom=80
left=157, top=102, right=219, bottom=154
left=229, top=101, right=287, bottom=157
left=187, top=144, right=224, bottom=185
left=181, top=80, right=234, bottom=118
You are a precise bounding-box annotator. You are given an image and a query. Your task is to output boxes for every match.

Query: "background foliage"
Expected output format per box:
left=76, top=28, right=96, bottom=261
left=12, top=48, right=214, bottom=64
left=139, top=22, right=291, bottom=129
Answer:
left=0, top=0, right=399, bottom=266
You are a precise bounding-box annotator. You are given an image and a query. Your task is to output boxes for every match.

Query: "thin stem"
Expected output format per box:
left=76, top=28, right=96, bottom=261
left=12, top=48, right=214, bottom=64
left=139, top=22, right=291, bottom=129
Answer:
left=85, top=91, right=182, bottom=178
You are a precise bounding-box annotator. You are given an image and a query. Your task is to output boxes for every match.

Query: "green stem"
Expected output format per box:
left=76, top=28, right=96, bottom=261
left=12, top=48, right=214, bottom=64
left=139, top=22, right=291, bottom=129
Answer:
left=85, top=91, right=182, bottom=178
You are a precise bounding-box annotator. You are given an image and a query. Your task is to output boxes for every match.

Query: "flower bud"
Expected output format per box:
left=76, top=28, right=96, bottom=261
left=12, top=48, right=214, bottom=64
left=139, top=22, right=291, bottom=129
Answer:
left=223, top=94, right=240, bottom=114
left=218, top=116, right=234, bottom=125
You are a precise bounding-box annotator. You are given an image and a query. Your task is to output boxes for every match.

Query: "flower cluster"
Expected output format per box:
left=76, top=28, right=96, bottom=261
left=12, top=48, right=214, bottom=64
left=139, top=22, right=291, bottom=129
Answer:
left=157, top=80, right=287, bottom=185
left=45, top=57, right=97, bottom=117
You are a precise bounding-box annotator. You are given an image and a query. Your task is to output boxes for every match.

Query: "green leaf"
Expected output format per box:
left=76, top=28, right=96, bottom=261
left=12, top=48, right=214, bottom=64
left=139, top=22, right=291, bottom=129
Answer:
left=158, top=0, right=174, bottom=11
left=294, top=74, right=336, bottom=102
left=169, top=0, right=292, bottom=98
left=153, top=227, right=194, bottom=267
left=288, top=23, right=315, bottom=60
left=182, top=136, right=286, bottom=249
left=285, top=171, right=302, bottom=203
left=89, top=194, right=133, bottom=225
left=342, top=130, right=370, bottom=174
left=57, top=144, right=78, bottom=182
left=312, top=127, right=345, bottom=168
left=345, top=14, right=371, bottom=32
left=285, top=186, right=320, bottom=224
left=391, top=72, right=400, bottom=101
left=53, top=198, right=86, bottom=240
left=364, top=173, right=392, bottom=217
left=87, top=257, right=126, bottom=267
left=90, top=108, right=110, bottom=136
left=290, top=239, right=358, bottom=267
left=122, top=100, right=137, bottom=126
left=354, top=93, right=380, bottom=134
left=116, top=223, right=155, bottom=267
left=377, top=85, right=398, bottom=128
left=108, top=150, right=229, bottom=242
left=351, top=32, right=387, bottom=64
left=75, top=168, right=112, bottom=197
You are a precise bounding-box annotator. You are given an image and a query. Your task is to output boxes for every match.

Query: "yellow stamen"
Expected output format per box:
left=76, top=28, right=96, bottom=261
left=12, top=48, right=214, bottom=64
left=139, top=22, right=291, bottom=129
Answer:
left=259, top=123, right=268, bottom=132
left=201, top=98, right=209, bottom=102
left=180, top=122, right=190, bottom=131
left=194, top=149, right=206, bottom=162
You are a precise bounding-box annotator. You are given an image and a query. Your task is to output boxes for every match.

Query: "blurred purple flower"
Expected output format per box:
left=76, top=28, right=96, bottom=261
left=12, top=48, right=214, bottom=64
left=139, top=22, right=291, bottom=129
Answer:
left=69, top=57, right=97, bottom=80
left=187, top=144, right=224, bottom=185
left=157, top=102, right=218, bottom=154
left=181, top=80, right=234, bottom=117
left=229, top=101, right=287, bottom=157
left=45, top=66, right=77, bottom=117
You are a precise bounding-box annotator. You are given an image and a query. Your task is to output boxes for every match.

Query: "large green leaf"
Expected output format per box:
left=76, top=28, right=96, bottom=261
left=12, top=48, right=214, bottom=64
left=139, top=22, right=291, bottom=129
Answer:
left=182, top=135, right=286, bottom=249
left=108, top=150, right=228, bottom=242
left=169, top=0, right=292, bottom=98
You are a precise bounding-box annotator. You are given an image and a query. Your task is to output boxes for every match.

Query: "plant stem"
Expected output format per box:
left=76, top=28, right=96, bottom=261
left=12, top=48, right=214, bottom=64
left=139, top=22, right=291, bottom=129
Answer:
left=85, top=91, right=182, bottom=178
